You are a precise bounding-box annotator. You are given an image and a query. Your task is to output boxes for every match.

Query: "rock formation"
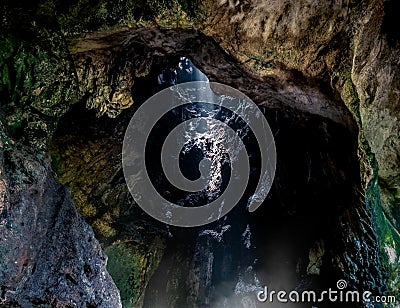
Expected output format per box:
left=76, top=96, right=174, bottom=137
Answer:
left=0, top=0, right=399, bottom=307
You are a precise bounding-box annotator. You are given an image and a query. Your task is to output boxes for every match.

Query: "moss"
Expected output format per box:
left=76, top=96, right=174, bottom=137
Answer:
left=92, top=213, right=116, bottom=238
left=244, top=51, right=276, bottom=72
left=366, top=159, right=400, bottom=306
left=7, top=117, right=22, bottom=134
left=369, top=174, right=400, bottom=247
left=338, top=66, right=362, bottom=125
left=50, top=152, right=63, bottom=177
left=0, top=37, right=47, bottom=107
left=0, top=15, right=79, bottom=151
left=105, top=242, right=144, bottom=307
left=240, top=48, right=296, bottom=76
left=56, top=0, right=200, bottom=35
left=0, top=36, right=17, bottom=102
left=374, top=207, right=400, bottom=307
left=48, top=134, right=125, bottom=239
left=0, top=37, right=15, bottom=59
left=80, top=203, right=98, bottom=218
left=105, top=239, right=164, bottom=308
left=0, top=117, right=12, bottom=151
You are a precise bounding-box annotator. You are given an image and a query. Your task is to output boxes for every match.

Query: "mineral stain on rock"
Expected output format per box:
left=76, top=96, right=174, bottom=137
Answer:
left=1, top=0, right=400, bottom=307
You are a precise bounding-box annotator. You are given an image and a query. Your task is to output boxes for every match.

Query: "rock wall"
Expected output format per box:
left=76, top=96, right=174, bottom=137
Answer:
left=0, top=145, right=121, bottom=307
left=0, top=3, right=121, bottom=307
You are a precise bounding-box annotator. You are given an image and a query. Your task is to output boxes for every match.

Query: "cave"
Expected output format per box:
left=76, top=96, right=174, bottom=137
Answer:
left=1, top=1, right=399, bottom=308
left=46, top=30, right=381, bottom=308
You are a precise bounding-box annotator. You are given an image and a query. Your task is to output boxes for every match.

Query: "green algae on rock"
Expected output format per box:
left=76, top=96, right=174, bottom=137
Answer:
left=0, top=13, right=79, bottom=151
left=105, top=239, right=165, bottom=308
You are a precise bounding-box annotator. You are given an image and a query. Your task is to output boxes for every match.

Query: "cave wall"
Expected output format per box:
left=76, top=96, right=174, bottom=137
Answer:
left=0, top=4, right=122, bottom=307
left=55, top=0, right=400, bottom=238
left=59, top=0, right=400, bottom=299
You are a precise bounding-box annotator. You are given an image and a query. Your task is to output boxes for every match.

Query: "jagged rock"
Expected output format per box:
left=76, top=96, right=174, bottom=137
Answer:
left=0, top=142, right=121, bottom=307
left=0, top=3, right=121, bottom=307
